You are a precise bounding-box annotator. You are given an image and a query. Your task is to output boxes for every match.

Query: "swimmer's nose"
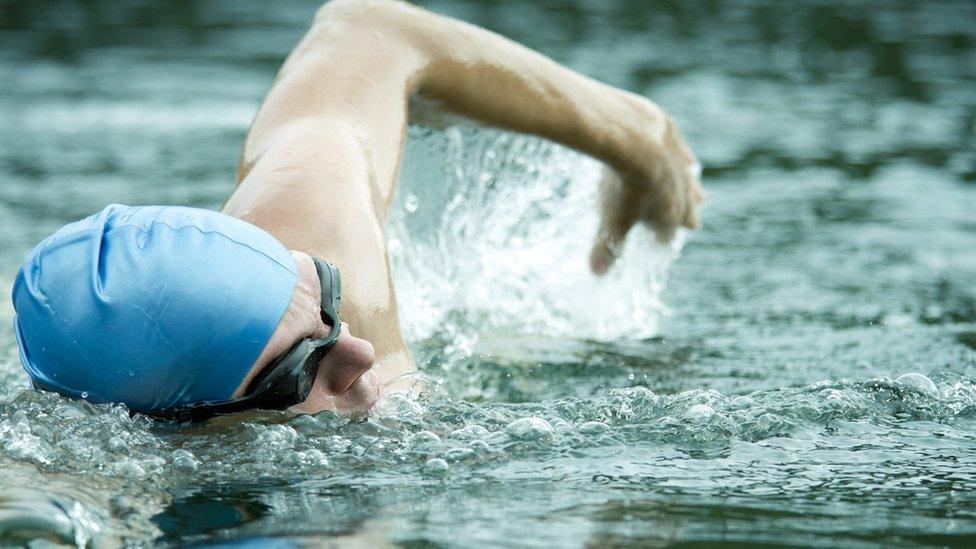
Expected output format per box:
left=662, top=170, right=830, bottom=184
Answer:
left=322, top=323, right=376, bottom=394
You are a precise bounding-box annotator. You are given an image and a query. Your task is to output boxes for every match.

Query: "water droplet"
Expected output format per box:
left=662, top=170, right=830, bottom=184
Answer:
left=404, top=193, right=420, bottom=213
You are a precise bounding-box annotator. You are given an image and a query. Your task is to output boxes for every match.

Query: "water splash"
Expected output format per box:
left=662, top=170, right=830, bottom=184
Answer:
left=0, top=485, right=103, bottom=547
left=4, top=370, right=974, bottom=479
left=389, top=126, right=682, bottom=354
left=2, top=333, right=976, bottom=544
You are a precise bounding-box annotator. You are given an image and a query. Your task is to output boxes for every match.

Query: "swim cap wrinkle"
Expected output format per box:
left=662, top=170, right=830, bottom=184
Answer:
left=11, top=204, right=299, bottom=411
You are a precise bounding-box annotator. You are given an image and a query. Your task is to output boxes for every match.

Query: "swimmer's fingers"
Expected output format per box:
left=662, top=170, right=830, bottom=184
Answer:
left=644, top=176, right=702, bottom=243
left=590, top=138, right=704, bottom=275
left=642, top=127, right=704, bottom=240
left=637, top=164, right=687, bottom=245
left=590, top=167, right=641, bottom=275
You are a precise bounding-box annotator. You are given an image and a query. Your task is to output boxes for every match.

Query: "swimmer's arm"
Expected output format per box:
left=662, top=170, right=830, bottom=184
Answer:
left=358, top=0, right=704, bottom=267
left=241, top=0, right=702, bottom=268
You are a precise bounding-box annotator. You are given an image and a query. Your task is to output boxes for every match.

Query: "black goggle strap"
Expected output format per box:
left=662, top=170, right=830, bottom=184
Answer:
left=141, top=392, right=260, bottom=423
left=243, top=337, right=307, bottom=395
left=242, top=259, right=342, bottom=393
left=143, top=349, right=311, bottom=423
left=313, top=258, right=342, bottom=328
left=159, top=333, right=340, bottom=423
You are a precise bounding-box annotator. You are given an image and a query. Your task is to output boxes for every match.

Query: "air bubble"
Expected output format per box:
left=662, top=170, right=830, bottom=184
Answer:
left=729, top=396, right=754, bottom=410
left=408, top=430, right=443, bottom=452
left=423, top=458, right=449, bottom=476
left=448, top=425, right=489, bottom=440
left=684, top=404, right=715, bottom=421
left=578, top=421, right=610, bottom=435
left=114, top=460, right=146, bottom=479
left=505, top=417, right=554, bottom=440
left=171, top=449, right=200, bottom=472
left=896, top=373, right=939, bottom=397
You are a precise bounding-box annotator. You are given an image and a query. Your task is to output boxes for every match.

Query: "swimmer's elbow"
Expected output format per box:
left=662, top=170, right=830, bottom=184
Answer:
left=315, top=0, right=381, bottom=20
left=312, top=0, right=438, bottom=58
left=314, top=0, right=420, bottom=31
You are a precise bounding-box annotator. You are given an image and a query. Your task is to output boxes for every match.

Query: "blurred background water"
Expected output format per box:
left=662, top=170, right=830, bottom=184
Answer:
left=1, top=0, right=975, bottom=546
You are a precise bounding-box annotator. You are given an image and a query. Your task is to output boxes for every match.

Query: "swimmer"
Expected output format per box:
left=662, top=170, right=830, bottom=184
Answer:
left=11, top=0, right=703, bottom=422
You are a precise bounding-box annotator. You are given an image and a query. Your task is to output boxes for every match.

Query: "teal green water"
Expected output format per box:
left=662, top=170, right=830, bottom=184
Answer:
left=1, top=0, right=975, bottom=546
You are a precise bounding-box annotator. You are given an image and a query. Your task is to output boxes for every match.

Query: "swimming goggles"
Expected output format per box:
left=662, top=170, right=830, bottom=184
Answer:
left=145, top=257, right=343, bottom=423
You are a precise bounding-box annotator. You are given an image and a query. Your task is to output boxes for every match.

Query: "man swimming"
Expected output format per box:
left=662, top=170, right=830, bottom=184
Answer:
left=11, top=0, right=703, bottom=421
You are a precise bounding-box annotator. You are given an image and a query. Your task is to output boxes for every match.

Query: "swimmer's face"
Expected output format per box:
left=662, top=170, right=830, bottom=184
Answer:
left=234, top=251, right=380, bottom=416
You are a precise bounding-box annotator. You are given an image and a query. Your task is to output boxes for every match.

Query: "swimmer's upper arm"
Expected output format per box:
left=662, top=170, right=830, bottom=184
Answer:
left=228, top=118, right=379, bottom=232
left=237, top=1, right=430, bottom=208
left=225, top=118, right=386, bottom=321
left=224, top=120, right=413, bottom=382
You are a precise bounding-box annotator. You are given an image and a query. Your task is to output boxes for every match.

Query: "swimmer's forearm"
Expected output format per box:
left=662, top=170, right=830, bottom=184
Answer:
left=320, top=0, right=667, bottom=177
left=413, top=11, right=665, bottom=176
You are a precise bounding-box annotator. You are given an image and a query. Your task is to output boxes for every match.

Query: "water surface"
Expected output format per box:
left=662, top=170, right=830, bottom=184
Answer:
left=1, top=0, right=975, bottom=546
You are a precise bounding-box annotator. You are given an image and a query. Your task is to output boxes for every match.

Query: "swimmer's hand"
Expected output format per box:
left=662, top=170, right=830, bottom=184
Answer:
left=589, top=115, right=704, bottom=275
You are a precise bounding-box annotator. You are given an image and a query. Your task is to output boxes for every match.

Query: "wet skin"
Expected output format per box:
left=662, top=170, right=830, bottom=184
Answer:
left=221, top=0, right=703, bottom=414
left=233, top=251, right=380, bottom=416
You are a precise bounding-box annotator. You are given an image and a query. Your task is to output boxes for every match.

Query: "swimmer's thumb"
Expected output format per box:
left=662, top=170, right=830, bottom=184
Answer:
left=591, top=166, right=639, bottom=276
left=589, top=229, right=620, bottom=276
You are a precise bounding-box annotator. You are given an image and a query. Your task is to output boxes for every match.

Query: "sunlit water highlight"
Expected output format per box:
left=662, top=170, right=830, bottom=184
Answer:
left=1, top=0, right=975, bottom=546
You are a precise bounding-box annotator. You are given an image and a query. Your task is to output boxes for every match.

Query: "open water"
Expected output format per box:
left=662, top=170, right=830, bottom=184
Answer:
left=1, top=0, right=975, bottom=546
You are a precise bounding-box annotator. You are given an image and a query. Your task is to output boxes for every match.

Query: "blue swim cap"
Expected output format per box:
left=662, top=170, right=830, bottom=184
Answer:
left=11, top=204, right=298, bottom=411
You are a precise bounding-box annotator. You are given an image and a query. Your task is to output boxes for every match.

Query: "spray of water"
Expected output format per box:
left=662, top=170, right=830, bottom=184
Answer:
left=388, top=125, right=682, bottom=360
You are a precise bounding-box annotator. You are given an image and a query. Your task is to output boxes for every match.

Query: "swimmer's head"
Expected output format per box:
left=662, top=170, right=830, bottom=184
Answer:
left=11, top=204, right=299, bottom=411
left=237, top=251, right=380, bottom=418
